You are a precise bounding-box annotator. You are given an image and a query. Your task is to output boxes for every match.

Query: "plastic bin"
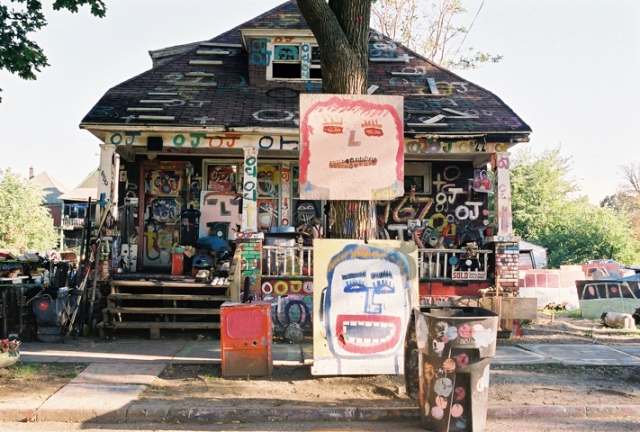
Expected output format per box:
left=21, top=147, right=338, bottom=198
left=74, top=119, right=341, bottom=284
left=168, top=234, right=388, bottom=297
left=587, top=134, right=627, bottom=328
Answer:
left=414, top=306, right=499, bottom=432
left=171, top=253, right=184, bottom=276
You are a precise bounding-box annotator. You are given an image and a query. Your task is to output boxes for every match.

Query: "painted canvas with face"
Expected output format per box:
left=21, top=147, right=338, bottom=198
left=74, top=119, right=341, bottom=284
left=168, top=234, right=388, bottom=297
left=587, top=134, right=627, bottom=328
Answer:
left=312, top=239, right=419, bottom=376
left=299, top=94, right=404, bottom=200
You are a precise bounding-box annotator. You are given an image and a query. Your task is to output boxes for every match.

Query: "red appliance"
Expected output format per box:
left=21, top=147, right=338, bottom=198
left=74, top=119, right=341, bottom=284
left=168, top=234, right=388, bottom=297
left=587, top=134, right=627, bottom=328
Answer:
left=221, top=301, right=272, bottom=377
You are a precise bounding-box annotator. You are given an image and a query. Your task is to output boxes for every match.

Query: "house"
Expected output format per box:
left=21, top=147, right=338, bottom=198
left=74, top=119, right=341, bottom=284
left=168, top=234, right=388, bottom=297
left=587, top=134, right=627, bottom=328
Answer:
left=79, top=1, right=531, bottom=343
left=58, top=168, right=99, bottom=251
left=27, top=167, right=69, bottom=228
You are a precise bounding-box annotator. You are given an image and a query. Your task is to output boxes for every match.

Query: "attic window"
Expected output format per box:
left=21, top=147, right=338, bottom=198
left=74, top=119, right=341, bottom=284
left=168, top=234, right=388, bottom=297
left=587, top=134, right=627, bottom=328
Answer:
left=269, top=42, right=321, bottom=80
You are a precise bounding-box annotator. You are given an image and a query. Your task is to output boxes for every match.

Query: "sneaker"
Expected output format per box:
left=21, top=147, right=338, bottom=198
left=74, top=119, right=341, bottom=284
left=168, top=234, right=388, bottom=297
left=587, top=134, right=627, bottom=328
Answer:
left=211, top=277, right=220, bottom=285
left=195, top=270, right=210, bottom=282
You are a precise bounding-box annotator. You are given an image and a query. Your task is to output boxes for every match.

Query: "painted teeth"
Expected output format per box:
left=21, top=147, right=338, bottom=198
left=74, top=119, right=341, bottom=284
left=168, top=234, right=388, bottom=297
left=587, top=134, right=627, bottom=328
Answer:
left=344, top=321, right=390, bottom=327
left=345, top=334, right=394, bottom=343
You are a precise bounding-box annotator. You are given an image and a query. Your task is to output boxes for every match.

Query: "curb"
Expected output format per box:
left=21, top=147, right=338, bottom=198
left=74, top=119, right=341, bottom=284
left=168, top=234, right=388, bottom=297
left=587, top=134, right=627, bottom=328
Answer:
left=2, top=404, right=639, bottom=423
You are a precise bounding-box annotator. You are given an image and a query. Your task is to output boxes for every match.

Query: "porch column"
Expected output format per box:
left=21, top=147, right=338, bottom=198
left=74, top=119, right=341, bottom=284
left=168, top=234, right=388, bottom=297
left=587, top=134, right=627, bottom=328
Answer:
left=241, top=147, right=258, bottom=232
left=96, top=143, right=119, bottom=224
left=493, top=151, right=519, bottom=291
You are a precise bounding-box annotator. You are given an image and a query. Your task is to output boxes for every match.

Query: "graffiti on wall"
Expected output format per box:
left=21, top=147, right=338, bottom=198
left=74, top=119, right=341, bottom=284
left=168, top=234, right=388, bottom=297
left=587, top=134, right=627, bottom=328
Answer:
left=376, top=163, right=489, bottom=248
left=312, top=240, right=418, bottom=376
left=262, top=279, right=314, bottom=333
left=299, top=94, right=404, bottom=200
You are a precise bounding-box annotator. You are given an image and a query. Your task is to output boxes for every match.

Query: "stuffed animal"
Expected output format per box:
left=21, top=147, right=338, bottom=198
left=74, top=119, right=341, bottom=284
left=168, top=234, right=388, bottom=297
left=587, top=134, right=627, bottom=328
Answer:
left=601, top=312, right=636, bottom=330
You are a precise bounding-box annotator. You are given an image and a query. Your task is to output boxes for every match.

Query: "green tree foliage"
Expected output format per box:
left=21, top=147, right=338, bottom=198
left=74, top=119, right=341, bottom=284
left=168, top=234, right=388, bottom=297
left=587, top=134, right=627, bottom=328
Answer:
left=371, top=0, right=502, bottom=69
left=601, top=162, right=640, bottom=242
left=511, top=147, right=640, bottom=267
left=0, top=168, right=58, bottom=250
left=0, top=0, right=106, bottom=97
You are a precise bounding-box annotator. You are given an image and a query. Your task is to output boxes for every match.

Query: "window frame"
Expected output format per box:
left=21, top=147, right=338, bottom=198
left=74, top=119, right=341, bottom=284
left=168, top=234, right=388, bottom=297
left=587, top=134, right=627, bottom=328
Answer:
left=267, top=39, right=321, bottom=81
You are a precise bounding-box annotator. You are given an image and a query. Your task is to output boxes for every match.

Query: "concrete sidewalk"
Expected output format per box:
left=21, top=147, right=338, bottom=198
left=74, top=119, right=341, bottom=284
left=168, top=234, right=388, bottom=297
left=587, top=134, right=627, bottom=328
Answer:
left=2, top=338, right=640, bottom=424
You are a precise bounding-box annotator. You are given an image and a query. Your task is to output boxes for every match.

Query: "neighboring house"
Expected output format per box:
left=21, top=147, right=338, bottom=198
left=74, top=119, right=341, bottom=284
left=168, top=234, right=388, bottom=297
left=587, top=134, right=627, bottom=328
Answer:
left=58, top=169, right=99, bottom=250
left=27, top=167, right=69, bottom=228
left=79, top=1, right=531, bottom=336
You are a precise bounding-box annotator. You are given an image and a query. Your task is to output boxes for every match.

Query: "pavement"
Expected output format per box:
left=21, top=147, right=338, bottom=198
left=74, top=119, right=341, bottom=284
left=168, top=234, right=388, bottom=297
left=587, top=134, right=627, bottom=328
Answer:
left=2, top=338, right=640, bottom=425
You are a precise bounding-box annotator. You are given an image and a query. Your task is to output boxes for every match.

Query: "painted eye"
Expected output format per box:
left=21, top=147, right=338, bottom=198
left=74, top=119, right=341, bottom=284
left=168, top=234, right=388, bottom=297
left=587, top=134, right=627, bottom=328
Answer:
left=364, top=127, right=383, bottom=137
left=373, top=280, right=395, bottom=294
left=344, top=280, right=366, bottom=292
left=323, top=125, right=343, bottom=134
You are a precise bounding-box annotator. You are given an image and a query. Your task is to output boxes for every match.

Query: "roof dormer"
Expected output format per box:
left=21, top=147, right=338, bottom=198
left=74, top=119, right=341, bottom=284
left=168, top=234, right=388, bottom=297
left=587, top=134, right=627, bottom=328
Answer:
left=239, top=28, right=321, bottom=82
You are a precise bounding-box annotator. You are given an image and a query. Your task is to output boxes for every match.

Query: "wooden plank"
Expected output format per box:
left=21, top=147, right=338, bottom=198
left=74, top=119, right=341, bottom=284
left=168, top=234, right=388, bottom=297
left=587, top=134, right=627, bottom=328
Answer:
left=512, top=297, right=538, bottom=321
left=101, top=321, right=221, bottom=329
left=108, top=293, right=229, bottom=301
left=111, top=280, right=227, bottom=289
left=103, top=307, right=221, bottom=315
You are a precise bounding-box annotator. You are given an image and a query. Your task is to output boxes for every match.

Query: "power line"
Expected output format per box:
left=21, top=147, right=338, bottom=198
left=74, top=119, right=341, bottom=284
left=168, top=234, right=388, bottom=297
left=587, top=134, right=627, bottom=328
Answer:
left=454, top=0, right=486, bottom=60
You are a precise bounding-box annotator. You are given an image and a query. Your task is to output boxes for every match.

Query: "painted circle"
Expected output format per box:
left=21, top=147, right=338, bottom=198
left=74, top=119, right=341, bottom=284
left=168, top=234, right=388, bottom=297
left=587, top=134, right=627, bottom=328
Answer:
left=442, top=358, right=456, bottom=373
left=458, top=323, right=471, bottom=339
left=431, top=406, right=444, bottom=420
left=451, top=404, right=464, bottom=418
left=456, top=353, right=469, bottom=368
left=262, top=282, right=273, bottom=294
left=454, top=386, right=466, bottom=401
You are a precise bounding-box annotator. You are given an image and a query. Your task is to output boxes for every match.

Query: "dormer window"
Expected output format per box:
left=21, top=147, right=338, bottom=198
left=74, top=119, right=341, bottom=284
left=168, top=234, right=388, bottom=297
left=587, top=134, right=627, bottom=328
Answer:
left=269, top=41, right=321, bottom=80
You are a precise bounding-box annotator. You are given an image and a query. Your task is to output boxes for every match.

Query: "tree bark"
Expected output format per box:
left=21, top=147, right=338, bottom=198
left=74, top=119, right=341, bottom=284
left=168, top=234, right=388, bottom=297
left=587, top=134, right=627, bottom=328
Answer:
left=297, top=0, right=375, bottom=240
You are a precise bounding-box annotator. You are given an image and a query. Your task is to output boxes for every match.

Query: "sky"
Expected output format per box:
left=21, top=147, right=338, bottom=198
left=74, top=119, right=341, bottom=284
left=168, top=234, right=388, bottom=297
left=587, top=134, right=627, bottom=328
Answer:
left=0, top=0, right=638, bottom=204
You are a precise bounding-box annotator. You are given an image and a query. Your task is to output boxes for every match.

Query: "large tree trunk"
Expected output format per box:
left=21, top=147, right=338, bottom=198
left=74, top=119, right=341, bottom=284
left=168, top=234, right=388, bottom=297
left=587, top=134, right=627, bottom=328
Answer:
left=297, top=0, right=376, bottom=240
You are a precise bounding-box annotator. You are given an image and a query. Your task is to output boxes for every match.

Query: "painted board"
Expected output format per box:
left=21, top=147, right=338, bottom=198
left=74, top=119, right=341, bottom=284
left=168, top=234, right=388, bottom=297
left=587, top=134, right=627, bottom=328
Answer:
left=312, top=239, right=419, bottom=376
left=199, top=191, right=242, bottom=240
left=299, top=94, right=404, bottom=200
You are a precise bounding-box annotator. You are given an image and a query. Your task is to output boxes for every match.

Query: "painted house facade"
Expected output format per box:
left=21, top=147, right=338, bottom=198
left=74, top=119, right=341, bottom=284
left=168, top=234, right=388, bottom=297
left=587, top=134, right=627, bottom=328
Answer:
left=80, top=1, right=530, bottom=339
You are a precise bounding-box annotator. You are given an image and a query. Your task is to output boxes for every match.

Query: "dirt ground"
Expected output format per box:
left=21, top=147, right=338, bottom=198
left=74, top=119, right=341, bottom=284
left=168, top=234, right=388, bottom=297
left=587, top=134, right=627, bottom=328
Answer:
left=1, top=312, right=639, bottom=410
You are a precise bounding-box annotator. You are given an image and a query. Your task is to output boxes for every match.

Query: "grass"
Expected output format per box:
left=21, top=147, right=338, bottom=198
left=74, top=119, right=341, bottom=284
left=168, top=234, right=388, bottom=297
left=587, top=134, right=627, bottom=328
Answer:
left=7, top=362, right=85, bottom=381
left=8, top=361, right=42, bottom=379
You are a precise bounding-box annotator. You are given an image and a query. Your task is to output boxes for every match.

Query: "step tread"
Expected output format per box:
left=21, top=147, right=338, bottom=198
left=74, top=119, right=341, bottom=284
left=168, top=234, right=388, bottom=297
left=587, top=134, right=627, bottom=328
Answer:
left=108, top=293, right=230, bottom=301
left=103, top=306, right=221, bottom=314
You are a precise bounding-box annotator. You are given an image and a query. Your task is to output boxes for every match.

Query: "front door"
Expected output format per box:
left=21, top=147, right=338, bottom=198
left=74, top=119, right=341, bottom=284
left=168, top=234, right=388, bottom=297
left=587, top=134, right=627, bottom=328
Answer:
left=140, top=163, right=186, bottom=271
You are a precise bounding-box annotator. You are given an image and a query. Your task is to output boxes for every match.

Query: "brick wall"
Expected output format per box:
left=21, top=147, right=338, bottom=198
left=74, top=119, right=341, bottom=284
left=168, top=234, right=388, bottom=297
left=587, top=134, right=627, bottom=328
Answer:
left=495, top=242, right=519, bottom=290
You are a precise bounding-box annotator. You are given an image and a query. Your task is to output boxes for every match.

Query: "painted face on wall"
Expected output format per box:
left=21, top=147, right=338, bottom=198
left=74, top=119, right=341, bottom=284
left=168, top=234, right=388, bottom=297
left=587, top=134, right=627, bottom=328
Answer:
left=295, top=201, right=317, bottom=226
left=258, top=201, right=275, bottom=229
left=324, top=245, right=409, bottom=358
left=300, top=95, right=404, bottom=200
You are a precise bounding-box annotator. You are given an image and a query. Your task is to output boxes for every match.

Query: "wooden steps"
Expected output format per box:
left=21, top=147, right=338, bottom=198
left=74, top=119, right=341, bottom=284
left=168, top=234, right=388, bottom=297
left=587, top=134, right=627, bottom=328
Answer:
left=98, top=321, right=221, bottom=340
left=99, top=278, right=232, bottom=339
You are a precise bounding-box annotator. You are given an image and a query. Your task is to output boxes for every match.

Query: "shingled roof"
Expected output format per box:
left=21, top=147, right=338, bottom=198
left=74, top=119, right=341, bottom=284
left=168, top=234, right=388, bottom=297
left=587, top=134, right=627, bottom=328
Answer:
left=80, top=1, right=530, bottom=141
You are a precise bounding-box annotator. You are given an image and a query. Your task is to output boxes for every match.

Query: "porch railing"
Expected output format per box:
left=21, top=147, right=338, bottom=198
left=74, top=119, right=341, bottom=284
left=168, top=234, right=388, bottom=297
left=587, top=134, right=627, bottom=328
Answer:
left=260, top=244, right=491, bottom=281
left=62, top=217, right=85, bottom=229
left=418, top=248, right=491, bottom=280
left=262, top=245, right=314, bottom=277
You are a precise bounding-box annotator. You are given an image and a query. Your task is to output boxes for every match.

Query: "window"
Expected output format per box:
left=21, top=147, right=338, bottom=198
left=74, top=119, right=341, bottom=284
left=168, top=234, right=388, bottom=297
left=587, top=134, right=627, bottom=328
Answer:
left=270, top=42, right=321, bottom=80
left=404, top=163, right=432, bottom=194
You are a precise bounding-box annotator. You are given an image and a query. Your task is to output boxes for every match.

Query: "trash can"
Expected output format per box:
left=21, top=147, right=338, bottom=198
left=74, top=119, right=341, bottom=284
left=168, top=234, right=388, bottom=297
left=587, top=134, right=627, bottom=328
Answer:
left=414, top=306, right=499, bottom=432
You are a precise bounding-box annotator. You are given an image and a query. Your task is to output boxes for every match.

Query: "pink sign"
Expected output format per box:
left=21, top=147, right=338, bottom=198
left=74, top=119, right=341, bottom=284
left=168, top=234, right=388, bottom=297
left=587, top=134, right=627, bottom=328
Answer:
left=299, top=94, right=404, bottom=200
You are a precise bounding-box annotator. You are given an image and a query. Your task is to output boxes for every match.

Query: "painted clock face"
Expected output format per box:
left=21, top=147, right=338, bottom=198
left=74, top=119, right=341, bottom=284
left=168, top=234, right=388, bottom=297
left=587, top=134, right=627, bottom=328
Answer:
left=433, top=377, right=453, bottom=397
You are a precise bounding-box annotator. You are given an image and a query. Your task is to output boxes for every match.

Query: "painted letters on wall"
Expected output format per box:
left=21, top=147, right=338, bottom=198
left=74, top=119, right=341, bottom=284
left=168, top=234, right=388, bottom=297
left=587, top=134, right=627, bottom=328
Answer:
left=312, top=239, right=418, bottom=376
left=299, top=94, right=404, bottom=200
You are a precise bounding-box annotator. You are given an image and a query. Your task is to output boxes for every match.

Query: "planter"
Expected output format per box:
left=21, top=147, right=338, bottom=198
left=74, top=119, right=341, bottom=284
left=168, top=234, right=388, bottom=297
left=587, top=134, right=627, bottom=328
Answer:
left=0, top=352, right=20, bottom=368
